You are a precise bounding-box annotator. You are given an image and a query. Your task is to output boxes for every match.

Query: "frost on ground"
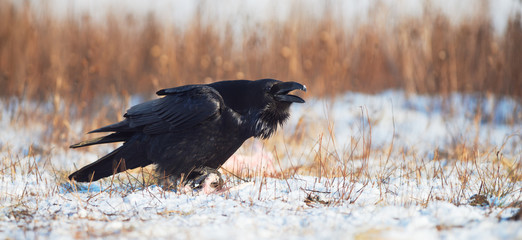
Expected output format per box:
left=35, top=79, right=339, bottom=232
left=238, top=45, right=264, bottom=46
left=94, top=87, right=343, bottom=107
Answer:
left=1, top=91, right=521, bottom=239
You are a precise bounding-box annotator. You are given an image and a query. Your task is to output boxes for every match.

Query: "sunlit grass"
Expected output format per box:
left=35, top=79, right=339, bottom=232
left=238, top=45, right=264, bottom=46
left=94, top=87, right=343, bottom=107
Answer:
left=1, top=0, right=521, bottom=107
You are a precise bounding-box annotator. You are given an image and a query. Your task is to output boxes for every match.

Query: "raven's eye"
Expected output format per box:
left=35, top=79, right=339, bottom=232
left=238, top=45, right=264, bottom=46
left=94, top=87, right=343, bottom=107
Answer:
left=268, top=84, right=279, bottom=94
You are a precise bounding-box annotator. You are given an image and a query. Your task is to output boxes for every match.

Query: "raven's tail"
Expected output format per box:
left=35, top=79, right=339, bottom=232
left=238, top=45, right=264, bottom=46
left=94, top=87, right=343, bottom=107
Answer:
left=68, top=139, right=152, bottom=182
left=70, top=132, right=133, bottom=148
left=68, top=146, right=126, bottom=182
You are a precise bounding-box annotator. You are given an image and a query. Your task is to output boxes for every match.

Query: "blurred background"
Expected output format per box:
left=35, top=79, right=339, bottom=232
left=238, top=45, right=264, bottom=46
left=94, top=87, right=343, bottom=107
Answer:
left=1, top=0, right=521, bottom=116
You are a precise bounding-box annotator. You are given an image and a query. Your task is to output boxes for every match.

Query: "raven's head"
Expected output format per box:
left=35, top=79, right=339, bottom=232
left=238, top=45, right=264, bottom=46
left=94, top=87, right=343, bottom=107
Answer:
left=254, top=79, right=307, bottom=139
left=210, top=78, right=306, bottom=139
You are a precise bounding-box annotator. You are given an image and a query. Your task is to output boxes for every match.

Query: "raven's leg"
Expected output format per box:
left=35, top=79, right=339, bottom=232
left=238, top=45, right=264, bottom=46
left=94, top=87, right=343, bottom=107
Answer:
left=186, top=167, right=224, bottom=193
left=158, top=171, right=178, bottom=191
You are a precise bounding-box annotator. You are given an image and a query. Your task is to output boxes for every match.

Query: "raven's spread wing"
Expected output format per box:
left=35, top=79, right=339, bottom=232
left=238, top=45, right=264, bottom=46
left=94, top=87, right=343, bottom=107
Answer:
left=89, top=86, right=224, bottom=134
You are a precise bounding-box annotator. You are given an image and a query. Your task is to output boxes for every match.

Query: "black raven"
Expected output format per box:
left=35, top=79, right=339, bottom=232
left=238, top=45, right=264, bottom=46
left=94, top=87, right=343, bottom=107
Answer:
left=69, top=79, right=306, bottom=189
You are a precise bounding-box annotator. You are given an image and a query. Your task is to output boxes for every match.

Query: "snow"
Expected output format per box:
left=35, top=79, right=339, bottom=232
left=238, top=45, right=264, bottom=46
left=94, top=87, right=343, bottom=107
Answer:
left=0, top=91, right=521, bottom=239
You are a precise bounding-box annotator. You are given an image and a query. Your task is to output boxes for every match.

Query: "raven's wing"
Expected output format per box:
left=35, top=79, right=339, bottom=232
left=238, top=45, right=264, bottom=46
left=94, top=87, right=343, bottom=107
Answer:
left=89, top=85, right=224, bottom=135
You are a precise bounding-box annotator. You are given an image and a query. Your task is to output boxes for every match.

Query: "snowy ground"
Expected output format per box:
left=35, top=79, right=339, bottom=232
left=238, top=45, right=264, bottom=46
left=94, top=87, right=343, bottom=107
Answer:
left=0, top=91, right=521, bottom=239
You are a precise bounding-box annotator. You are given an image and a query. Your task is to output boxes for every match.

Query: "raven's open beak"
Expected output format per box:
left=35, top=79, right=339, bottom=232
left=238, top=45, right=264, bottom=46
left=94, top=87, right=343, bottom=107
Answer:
left=272, top=81, right=307, bottom=103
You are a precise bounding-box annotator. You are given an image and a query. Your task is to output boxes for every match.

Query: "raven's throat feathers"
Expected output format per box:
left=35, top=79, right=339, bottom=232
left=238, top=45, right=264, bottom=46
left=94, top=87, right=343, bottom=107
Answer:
left=252, top=103, right=291, bottom=139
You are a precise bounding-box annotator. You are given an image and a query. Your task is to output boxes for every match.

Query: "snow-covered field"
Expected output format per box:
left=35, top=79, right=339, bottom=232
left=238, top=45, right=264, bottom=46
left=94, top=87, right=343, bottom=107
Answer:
left=1, top=91, right=521, bottom=239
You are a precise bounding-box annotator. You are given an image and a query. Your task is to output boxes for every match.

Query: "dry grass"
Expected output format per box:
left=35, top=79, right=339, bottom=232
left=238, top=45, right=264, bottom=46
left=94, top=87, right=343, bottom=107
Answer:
left=1, top=1, right=521, bottom=106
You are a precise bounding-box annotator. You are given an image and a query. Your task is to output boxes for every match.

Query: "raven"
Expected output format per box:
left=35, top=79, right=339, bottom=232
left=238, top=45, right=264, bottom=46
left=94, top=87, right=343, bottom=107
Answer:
left=69, top=79, right=306, bottom=190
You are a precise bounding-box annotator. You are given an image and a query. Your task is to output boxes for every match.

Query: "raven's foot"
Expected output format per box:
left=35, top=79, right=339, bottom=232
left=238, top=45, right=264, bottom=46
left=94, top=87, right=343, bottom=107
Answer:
left=184, top=167, right=224, bottom=194
left=158, top=175, right=178, bottom=191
